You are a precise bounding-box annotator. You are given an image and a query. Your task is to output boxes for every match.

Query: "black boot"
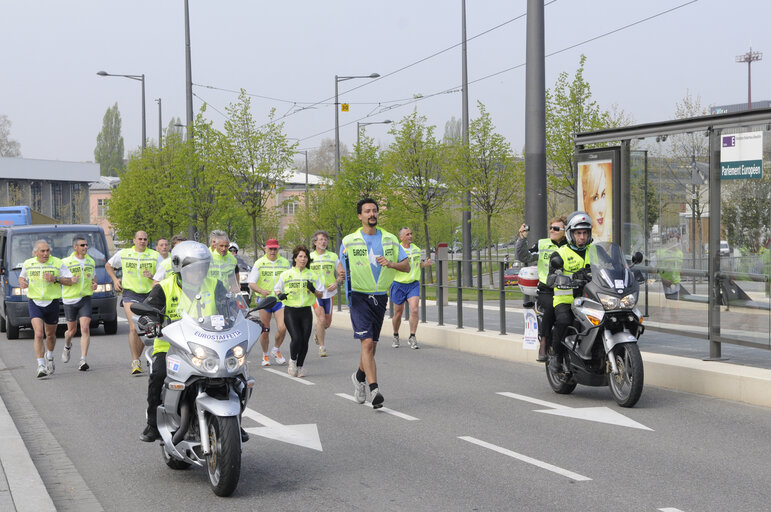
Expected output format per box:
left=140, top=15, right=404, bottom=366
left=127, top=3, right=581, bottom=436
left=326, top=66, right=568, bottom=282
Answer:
left=548, top=352, right=563, bottom=373
left=140, top=424, right=160, bottom=442
left=241, top=427, right=250, bottom=443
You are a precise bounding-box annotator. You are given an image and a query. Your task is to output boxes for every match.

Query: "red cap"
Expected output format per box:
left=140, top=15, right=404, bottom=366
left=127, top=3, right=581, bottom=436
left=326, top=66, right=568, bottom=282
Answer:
left=265, top=238, right=280, bottom=248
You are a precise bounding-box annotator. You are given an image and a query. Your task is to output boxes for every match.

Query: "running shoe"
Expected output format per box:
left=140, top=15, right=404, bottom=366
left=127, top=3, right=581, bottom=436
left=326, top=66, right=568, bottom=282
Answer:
left=287, top=359, right=298, bottom=377
left=272, top=348, right=286, bottom=365
left=351, top=372, right=367, bottom=404
left=370, top=387, right=384, bottom=409
left=45, top=355, right=55, bottom=375
left=297, top=366, right=306, bottom=378
left=392, top=334, right=400, bottom=348
left=408, top=335, right=419, bottom=349
left=131, top=359, right=143, bottom=375
left=36, top=364, right=48, bottom=378
left=78, top=359, right=90, bottom=371
left=319, top=346, right=327, bottom=357
left=261, top=355, right=271, bottom=367
left=62, top=344, right=72, bottom=363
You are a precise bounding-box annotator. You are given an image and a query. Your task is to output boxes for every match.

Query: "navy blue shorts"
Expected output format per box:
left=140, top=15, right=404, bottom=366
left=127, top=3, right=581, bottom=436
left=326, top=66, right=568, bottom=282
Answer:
left=350, top=292, right=388, bottom=342
left=266, top=300, right=284, bottom=314
left=389, top=280, right=419, bottom=305
left=121, top=289, right=149, bottom=306
left=315, top=297, right=332, bottom=315
left=64, top=296, right=92, bottom=322
left=29, top=299, right=60, bottom=325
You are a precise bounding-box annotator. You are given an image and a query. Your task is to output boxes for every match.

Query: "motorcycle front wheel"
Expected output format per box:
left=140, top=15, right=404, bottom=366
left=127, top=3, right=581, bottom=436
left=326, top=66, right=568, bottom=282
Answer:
left=206, top=415, right=242, bottom=497
left=608, top=343, right=644, bottom=408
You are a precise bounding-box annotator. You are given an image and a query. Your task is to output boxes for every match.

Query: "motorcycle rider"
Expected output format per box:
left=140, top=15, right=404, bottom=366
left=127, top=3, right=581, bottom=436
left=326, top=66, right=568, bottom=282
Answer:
left=547, top=211, right=594, bottom=373
left=514, top=216, right=567, bottom=361
left=138, top=241, right=249, bottom=443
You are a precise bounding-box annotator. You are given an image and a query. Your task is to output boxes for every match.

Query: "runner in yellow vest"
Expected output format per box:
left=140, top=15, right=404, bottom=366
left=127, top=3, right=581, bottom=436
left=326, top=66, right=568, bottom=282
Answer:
left=309, top=230, right=341, bottom=357
left=152, top=234, right=187, bottom=284
left=19, top=240, right=73, bottom=378
left=61, top=236, right=98, bottom=371
left=390, top=227, right=433, bottom=349
left=247, top=238, right=290, bottom=366
left=274, top=245, right=324, bottom=378
left=547, top=211, right=593, bottom=373
left=337, top=198, right=410, bottom=410
left=209, top=232, right=240, bottom=292
left=105, top=230, right=164, bottom=375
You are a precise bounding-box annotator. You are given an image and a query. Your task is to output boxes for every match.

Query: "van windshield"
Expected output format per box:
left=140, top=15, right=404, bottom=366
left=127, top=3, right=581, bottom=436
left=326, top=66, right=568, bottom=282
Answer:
left=10, top=232, right=108, bottom=269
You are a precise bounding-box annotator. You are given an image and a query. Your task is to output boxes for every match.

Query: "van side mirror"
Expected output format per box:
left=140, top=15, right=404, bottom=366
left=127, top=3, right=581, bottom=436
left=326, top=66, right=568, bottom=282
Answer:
left=631, top=252, right=643, bottom=265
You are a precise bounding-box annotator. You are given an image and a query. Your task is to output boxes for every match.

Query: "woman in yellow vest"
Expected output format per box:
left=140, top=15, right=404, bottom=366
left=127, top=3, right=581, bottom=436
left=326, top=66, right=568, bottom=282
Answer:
left=19, top=239, right=73, bottom=378
left=309, top=230, right=340, bottom=357
left=274, top=245, right=324, bottom=378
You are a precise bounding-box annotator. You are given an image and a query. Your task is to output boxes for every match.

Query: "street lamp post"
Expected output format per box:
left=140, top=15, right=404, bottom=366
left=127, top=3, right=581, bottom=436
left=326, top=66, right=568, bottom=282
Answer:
left=335, top=73, right=379, bottom=174
left=155, top=98, right=162, bottom=149
left=357, top=120, right=392, bottom=145
left=96, top=71, right=146, bottom=150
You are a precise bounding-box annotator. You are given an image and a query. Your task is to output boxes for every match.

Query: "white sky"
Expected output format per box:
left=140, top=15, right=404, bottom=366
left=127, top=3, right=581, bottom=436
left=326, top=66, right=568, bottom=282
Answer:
left=2, top=0, right=769, bottom=162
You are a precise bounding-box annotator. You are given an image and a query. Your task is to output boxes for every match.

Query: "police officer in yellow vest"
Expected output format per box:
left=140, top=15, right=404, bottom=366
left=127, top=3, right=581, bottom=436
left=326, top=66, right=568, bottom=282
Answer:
left=106, top=230, right=164, bottom=375
left=19, top=239, right=73, bottom=378
left=61, top=236, right=98, bottom=372
left=273, top=245, right=324, bottom=378
left=547, top=211, right=593, bottom=373
left=390, top=227, right=433, bottom=350
left=138, top=241, right=235, bottom=442
left=337, top=198, right=410, bottom=410
left=514, top=216, right=567, bottom=362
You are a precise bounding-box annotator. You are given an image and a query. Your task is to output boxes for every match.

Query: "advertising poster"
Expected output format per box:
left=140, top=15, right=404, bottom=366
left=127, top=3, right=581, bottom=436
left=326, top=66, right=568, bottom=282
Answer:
left=720, top=131, right=763, bottom=180
left=523, top=309, right=538, bottom=350
left=576, top=158, right=613, bottom=242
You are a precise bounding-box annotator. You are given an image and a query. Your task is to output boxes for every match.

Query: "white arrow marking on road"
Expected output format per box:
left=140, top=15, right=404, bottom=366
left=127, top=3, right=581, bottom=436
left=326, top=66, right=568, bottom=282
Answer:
left=459, top=436, right=591, bottom=481
left=242, top=408, right=322, bottom=451
left=497, top=392, right=653, bottom=431
left=335, top=393, right=419, bottom=421
left=261, top=367, right=316, bottom=385
left=658, top=508, right=685, bottom=512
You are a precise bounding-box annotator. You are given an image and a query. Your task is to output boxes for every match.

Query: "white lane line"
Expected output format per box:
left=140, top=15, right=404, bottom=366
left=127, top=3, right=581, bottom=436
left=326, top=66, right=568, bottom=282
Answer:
left=658, top=509, right=685, bottom=512
left=496, top=392, right=569, bottom=409
left=261, top=367, right=316, bottom=385
left=458, top=436, right=592, bottom=482
left=335, top=393, right=419, bottom=421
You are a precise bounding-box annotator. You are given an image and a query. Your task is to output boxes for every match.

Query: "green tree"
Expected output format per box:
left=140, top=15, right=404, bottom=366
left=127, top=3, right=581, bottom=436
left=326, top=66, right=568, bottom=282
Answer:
left=95, top=103, right=126, bottom=176
left=0, top=114, right=21, bottom=157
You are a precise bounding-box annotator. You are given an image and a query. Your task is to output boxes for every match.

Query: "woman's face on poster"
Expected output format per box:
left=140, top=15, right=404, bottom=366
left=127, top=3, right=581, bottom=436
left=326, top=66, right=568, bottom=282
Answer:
left=582, top=163, right=609, bottom=239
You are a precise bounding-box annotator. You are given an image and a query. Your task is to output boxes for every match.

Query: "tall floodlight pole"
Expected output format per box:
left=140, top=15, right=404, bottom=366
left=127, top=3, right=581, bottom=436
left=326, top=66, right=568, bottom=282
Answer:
left=156, top=98, right=162, bottom=149
left=185, top=0, right=196, bottom=240
left=96, top=71, right=146, bottom=150
left=461, top=0, right=472, bottom=286
left=736, top=46, right=762, bottom=110
left=334, top=73, right=380, bottom=175
left=525, top=0, right=547, bottom=244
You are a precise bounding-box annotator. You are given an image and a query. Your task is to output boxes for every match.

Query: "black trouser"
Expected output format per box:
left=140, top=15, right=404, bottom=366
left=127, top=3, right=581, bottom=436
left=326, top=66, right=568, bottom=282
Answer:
left=284, top=306, right=313, bottom=367
left=147, top=351, right=167, bottom=428
left=551, top=303, right=573, bottom=356
left=536, top=283, right=555, bottom=342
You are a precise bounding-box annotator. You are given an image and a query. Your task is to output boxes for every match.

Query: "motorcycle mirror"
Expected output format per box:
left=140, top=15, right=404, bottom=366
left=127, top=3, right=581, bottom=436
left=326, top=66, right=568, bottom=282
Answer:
left=130, top=302, right=161, bottom=317
left=634, top=269, right=645, bottom=283
left=631, top=252, right=643, bottom=265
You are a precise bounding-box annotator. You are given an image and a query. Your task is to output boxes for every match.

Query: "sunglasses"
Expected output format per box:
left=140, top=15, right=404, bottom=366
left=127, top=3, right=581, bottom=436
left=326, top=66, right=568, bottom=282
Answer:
left=136, top=238, right=148, bottom=241
left=78, top=243, right=88, bottom=247
left=550, top=226, right=564, bottom=232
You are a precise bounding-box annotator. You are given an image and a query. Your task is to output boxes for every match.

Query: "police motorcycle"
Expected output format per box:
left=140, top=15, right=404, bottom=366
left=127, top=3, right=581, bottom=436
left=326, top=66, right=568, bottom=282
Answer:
left=543, top=242, right=646, bottom=408
left=130, top=261, right=276, bottom=497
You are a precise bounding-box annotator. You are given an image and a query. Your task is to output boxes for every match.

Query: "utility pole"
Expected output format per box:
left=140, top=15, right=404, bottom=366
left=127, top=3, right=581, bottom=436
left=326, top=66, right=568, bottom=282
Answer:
left=461, top=0, right=472, bottom=286
left=735, top=46, right=762, bottom=110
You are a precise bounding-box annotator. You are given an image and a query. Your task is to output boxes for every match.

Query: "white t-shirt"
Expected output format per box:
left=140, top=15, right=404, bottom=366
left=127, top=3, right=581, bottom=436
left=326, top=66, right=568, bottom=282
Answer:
left=20, top=261, right=72, bottom=307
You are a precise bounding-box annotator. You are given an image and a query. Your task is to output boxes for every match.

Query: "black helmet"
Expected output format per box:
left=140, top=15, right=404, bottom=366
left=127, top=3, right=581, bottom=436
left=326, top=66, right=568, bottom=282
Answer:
left=565, top=211, right=593, bottom=250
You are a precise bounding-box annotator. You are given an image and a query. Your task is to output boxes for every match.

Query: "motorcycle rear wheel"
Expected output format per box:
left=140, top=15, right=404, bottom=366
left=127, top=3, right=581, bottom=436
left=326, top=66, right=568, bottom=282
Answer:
left=545, top=361, right=577, bottom=394
left=161, top=444, right=191, bottom=470
left=206, top=415, right=241, bottom=497
left=608, top=343, right=644, bottom=408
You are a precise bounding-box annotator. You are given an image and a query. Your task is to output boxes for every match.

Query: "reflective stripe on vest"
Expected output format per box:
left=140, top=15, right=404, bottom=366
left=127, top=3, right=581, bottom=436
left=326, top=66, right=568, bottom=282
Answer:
left=553, top=245, right=590, bottom=307
left=342, top=228, right=400, bottom=293
left=22, top=256, right=63, bottom=301
left=393, top=243, right=421, bottom=284
left=250, top=255, right=290, bottom=306
left=119, top=247, right=159, bottom=294
left=61, top=253, right=96, bottom=299
left=153, top=275, right=218, bottom=354
left=209, top=250, right=237, bottom=285
left=277, top=267, right=317, bottom=308
left=309, top=250, right=338, bottom=287
left=537, top=238, right=559, bottom=284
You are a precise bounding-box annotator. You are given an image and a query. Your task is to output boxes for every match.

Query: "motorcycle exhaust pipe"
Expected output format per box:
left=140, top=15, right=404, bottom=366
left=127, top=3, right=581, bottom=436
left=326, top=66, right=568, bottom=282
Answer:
left=172, top=401, right=192, bottom=445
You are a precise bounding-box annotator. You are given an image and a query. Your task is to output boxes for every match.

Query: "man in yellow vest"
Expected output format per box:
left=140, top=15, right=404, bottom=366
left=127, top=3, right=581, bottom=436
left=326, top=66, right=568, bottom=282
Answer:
left=152, top=234, right=187, bottom=284
left=547, top=211, right=593, bottom=373
left=390, top=227, right=433, bottom=349
left=309, top=230, right=340, bottom=357
left=247, top=238, right=290, bottom=366
left=61, top=236, right=98, bottom=371
left=155, top=237, right=170, bottom=261
left=210, top=232, right=240, bottom=293
left=514, top=216, right=567, bottom=361
left=105, top=230, right=164, bottom=375
left=337, top=198, right=410, bottom=409
left=18, top=240, right=73, bottom=378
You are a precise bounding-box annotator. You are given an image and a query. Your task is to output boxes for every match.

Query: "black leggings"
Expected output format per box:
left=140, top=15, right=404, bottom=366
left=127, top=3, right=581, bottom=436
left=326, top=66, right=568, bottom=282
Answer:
left=284, top=306, right=313, bottom=367
left=536, top=285, right=555, bottom=342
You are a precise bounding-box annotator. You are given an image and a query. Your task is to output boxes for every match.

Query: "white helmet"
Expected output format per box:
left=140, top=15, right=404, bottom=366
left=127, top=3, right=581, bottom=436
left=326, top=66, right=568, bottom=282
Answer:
left=229, top=242, right=239, bottom=252
left=171, top=241, right=212, bottom=273
left=565, top=211, right=593, bottom=250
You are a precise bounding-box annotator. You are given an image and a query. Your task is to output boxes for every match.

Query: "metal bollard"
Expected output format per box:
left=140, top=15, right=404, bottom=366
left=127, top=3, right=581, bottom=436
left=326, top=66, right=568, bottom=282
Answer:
left=457, top=262, right=463, bottom=329
left=437, top=259, right=444, bottom=326
left=477, top=260, right=484, bottom=332
left=499, top=261, right=506, bottom=335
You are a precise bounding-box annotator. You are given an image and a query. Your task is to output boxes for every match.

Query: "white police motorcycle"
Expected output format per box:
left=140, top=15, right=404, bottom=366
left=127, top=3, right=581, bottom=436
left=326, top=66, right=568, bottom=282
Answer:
left=131, top=273, right=275, bottom=497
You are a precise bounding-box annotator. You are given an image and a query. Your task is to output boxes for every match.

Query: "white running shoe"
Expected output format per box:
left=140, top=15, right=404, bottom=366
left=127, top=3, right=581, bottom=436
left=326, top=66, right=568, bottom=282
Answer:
left=36, top=364, right=48, bottom=378
left=319, top=346, right=327, bottom=357
left=45, top=355, right=55, bottom=375
left=296, top=366, right=306, bottom=378
left=62, top=344, right=72, bottom=363
left=351, top=372, right=366, bottom=404
left=370, top=387, right=384, bottom=409
left=288, top=360, right=298, bottom=377
left=261, top=355, right=271, bottom=367
left=272, top=348, right=287, bottom=365
left=408, top=335, right=419, bottom=349
left=392, top=334, right=400, bottom=348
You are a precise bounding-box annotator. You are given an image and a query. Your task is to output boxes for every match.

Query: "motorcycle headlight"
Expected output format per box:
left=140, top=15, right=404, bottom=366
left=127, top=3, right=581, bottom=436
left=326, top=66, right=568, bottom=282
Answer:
left=187, top=342, right=220, bottom=373
left=598, top=293, right=620, bottom=310
left=12, top=287, right=27, bottom=296
left=94, top=283, right=113, bottom=293
left=225, top=342, right=247, bottom=372
left=620, top=292, right=638, bottom=308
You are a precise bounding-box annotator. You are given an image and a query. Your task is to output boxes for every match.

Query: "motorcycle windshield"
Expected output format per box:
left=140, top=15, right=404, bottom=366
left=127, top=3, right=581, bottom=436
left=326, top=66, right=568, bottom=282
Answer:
left=588, top=242, right=632, bottom=290
left=178, top=260, right=249, bottom=331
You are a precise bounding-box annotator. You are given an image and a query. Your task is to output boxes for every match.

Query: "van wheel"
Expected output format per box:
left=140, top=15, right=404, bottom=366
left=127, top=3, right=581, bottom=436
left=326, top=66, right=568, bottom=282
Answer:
left=6, top=318, right=19, bottom=340
left=0, top=315, right=6, bottom=333
left=103, top=319, right=118, bottom=335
